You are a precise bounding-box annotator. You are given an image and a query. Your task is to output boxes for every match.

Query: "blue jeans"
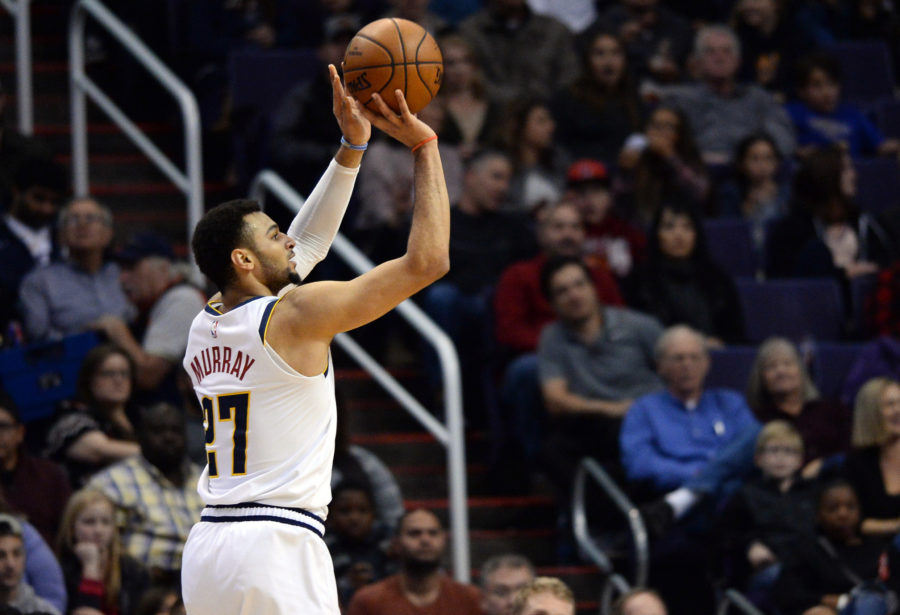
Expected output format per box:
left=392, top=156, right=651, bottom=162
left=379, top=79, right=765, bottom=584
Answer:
left=499, top=353, right=543, bottom=464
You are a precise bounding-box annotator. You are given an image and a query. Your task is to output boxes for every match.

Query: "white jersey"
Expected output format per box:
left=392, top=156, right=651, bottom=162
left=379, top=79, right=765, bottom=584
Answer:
left=182, top=296, right=336, bottom=516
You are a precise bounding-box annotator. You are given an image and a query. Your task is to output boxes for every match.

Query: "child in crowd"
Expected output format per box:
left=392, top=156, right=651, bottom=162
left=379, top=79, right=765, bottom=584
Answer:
left=715, top=421, right=819, bottom=609
left=772, top=480, right=894, bottom=615
left=786, top=53, right=900, bottom=160
left=325, top=481, right=393, bottom=607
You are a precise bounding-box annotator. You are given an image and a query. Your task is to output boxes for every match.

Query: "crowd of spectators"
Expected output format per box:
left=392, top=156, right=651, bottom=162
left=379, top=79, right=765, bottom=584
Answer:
left=0, top=0, right=900, bottom=614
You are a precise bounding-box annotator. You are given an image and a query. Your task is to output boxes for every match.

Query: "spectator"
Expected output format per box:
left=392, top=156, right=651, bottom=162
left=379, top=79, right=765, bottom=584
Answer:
left=594, top=0, right=694, bottom=85
left=772, top=480, right=892, bottom=615
left=714, top=421, right=818, bottom=609
left=730, top=0, right=814, bottom=96
left=497, top=98, right=570, bottom=214
left=510, top=577, right=575, bottom=615
left=616, top=106, right=712, bottom=226
left=527, top=0, right=596, bottom=34
left=765, top=145, right=878, bottom=285
left=624, top=201, right=745, bottom=346
left=0, top=514, right=59, bottom=615
left=325, top=481, right=392, bottom=607
left=480, top=554, right=535, bottom=615
left=549, top=30, right=645, bottom=166
left=566, top=159, right=646, bottom=279
left=132, top=586, right=181, bottom=615
left=381, top=0, right=448, bottom=36
left=332, top=390, right=404, bottom=530
left=56, top=488, right=149, bottom=615
left=538, top=256, right=663, bottom=494
left=269, top=14, right=361, bottom=195
left=421, top=149, right=535, bottom=422
left=0, top=80, right=47, bottom=210
left=662, top=25, right=795, bottom=166
left=787, top=52, right=900, bottom=160
left=0, top=155, right=67, bottom=343
left=844, top=377, right=900, bottom=539
left=494, top=200, right=623, bottom=356
left=433, top=33, right=504, bottom=160
left=44, top=344, right=140, bottom=488
left=459, top=0, right=579, bottom=105
left=620, top=325, right=758, bottom=493
left=19, top=198, right=134, bottom=342
left=0, top=390, right=70, bottom=546
left=87, top=403, right=204, bottom=584
left=347, top=509, right=482, bottom=615
left=716, top=133, right=790, bottom=242
left=611, top=588, right=668, bottom=615
left=92, top=232, right=206, bottom=405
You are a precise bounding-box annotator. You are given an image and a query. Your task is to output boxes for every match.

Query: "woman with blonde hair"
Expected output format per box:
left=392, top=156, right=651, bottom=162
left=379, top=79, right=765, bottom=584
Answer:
left=57, top=488, right=148, bottom=614
left=843, top=377, right=900, bottom=538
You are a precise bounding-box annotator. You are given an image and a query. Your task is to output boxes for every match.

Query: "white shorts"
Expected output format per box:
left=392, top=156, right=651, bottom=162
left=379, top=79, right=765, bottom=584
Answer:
left=181, top=504, right=339, bottom=615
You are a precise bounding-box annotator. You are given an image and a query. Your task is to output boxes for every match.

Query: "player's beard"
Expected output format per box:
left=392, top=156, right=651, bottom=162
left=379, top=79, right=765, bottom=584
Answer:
left=260, top=256, right=301, bottom=294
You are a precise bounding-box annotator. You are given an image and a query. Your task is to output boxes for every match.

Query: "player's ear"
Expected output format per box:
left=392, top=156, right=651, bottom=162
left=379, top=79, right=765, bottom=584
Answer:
left=231, top=247, right=254, bottom=273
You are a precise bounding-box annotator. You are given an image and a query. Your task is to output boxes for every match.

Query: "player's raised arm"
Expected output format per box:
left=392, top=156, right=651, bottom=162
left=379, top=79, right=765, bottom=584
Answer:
left=275, top=89, right=449, bottom=341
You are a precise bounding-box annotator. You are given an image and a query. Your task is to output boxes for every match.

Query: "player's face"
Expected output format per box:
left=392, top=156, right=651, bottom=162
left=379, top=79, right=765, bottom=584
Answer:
left=760, top=346, right=803, bottom=398
left=755, top=438, right=803, bottom=480
left=548, top=264, right=598, bottom=324
left=656, top=209, right=696, bottom=260
left=483, top=566, right=533, bottom=615
left=244, top=212, right=300, bottom=292
left=74, top=500, right=116, bottom=550
left=539, top=205, right=584, bottom=258
left=397, top=510, right=445, bottom=565
left=0, top=408, right=23, bottom=467
left=520, top=592, right=575, bottom=615
left=801, top=68, right=840, bottom=114
left=90, top=353, right=133, bottom=408
left=329, top=489, right=375, bottom=542
left=0, top=535, right=25, bottom=592
left=817, top=485, right=860, bottom=542
left=879, top=383, right=900, bottom=438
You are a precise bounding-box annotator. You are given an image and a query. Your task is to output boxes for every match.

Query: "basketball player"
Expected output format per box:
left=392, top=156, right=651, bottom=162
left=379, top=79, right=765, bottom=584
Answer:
left=179, top=62, right=449, bottom=615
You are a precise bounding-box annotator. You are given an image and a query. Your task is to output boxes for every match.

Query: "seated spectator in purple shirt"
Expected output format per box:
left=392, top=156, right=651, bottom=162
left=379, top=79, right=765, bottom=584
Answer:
left=18, top=197, right=135, bottom=342
left=786, top=52, right=899, bottom=160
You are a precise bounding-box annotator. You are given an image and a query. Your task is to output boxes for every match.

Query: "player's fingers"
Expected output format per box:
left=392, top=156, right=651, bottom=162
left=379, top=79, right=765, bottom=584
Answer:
left=393, top=89, right=413, bottom=119
left=369, top=93, right=401, bottom=122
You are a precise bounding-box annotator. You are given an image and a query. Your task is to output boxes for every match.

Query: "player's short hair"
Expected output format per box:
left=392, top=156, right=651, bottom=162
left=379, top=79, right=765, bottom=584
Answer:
left=192, top=199, right=261, bottom=291
left=755, top=420, right=804, bottom=456
left=540, top=255, right=592, bottom=302
left=480, top=554, right=535, bottom=588
left=511, top=577, right=575, bottom=615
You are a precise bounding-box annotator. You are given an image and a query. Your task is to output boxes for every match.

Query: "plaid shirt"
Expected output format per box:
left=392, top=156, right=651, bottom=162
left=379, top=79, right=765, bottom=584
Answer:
left=88, top=456, right=203, bottom=573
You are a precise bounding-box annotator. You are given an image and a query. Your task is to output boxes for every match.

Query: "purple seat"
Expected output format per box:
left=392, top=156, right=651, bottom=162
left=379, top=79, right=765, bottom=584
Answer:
left=736, top=278, right=845, bottom=343
left=855, top=158, right=900, bottom=214
left=703, top=219, right=759, bottom=279
left=826, top=41, right=895, bottom=102
left=812, top=342, right=864, bottom=401
left=707, top=346, right=758, bottom=392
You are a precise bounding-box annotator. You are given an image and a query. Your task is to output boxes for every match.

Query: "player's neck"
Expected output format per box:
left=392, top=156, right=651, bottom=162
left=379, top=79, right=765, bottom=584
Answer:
left=220, top=281, right=271, bottom=312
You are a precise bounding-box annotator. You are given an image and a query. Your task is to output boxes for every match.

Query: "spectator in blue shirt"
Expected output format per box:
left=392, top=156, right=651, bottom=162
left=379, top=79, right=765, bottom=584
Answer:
left=786, top=52, right=899, bottom=160
left=620, top=325, right=758, bottom=493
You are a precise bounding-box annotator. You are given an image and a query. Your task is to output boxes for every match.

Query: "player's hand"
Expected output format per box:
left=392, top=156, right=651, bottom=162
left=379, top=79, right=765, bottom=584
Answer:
left=330, top=64, right=371, bottom=147
left=358, top=90, right=435, bottom=149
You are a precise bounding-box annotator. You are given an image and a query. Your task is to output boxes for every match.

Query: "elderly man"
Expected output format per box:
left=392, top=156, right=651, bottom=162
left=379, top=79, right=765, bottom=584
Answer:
left=661, top=25, right=794, bottom=165
left=19, top=197, right=134, bottom=341
left=620, top=325, right=757, bottom=493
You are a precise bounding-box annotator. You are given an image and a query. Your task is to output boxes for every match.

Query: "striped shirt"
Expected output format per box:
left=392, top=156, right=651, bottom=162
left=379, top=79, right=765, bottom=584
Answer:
left=88, top=456, right=204, bottom=573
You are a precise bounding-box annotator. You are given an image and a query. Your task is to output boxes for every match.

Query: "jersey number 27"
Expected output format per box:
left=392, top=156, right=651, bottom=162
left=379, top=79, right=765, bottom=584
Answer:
left=201, top=392, right=249, bottom=478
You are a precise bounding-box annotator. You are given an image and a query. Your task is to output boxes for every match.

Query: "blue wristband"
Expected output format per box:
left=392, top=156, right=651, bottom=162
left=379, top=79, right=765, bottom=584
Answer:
left=341, top=136, right=368, bottom=151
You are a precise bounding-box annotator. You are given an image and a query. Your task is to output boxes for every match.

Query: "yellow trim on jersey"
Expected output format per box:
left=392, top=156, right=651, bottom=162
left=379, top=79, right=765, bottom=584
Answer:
left=261, top=295, right=286, bottom=343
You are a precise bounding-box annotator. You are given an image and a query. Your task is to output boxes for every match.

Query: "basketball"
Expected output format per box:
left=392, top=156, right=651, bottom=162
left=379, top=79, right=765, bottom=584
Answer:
left=342, top=18, right=443, bottom=114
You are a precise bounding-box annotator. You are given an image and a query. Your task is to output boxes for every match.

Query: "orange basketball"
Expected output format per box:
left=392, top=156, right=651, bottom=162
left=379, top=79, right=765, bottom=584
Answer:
left=342, top=18, right=443, bottom=114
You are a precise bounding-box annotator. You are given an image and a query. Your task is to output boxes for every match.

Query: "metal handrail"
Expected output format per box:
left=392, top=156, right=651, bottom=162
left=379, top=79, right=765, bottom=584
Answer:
left=717, top=589, right=765, bottom=615
left=600, top=574, right=631, bottom=615
left=0, top=0, right=32, bottom=134
left=249, top=169, right=470, bottom=582
left=572, top=457, right=649, bottom=589
left=69, top=0, right=203, bottom=273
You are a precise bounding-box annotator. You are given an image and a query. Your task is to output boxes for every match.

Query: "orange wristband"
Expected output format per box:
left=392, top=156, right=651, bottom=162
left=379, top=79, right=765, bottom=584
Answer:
left=411, top=135, right=438, bottom=153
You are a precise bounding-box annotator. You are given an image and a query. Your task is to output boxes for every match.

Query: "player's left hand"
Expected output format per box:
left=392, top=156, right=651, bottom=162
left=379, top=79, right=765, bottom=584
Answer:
left=330, top=64, right=371, bottom=146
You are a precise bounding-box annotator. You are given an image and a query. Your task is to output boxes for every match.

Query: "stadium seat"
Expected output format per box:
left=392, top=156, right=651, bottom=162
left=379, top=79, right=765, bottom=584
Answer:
left=736, top=278, right=845, bottom=343
left=826, top=41, right=895, bottom=102
left=855, top=158, right=900, bottom=214
left=811, top=342, right=865, bottom=401
left=703, top=219, right=759, bottom=279
left=707, top=346, right=758, bottom=392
